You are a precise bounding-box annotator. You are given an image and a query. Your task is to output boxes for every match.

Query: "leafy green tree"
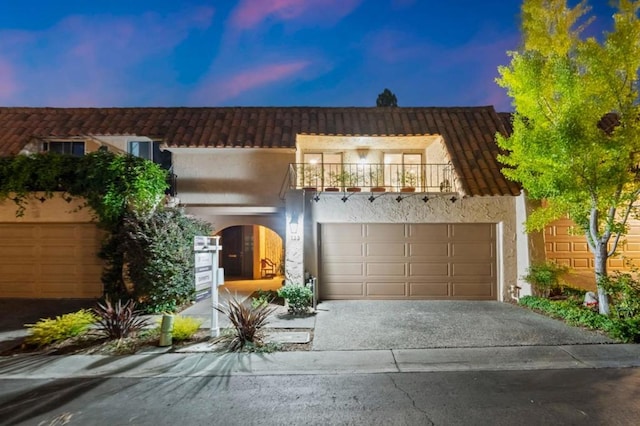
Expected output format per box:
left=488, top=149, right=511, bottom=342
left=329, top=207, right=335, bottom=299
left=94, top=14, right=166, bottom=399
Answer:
left=497, top=0, right=640, bottom=315
left=101, top=209, right=211, bottom=313
left=376, top=88, right=398, bottom=107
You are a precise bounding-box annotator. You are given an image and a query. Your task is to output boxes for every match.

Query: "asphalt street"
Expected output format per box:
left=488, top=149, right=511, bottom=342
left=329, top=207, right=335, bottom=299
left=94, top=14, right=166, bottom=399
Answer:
left=1, top=368, right=638, bottom=425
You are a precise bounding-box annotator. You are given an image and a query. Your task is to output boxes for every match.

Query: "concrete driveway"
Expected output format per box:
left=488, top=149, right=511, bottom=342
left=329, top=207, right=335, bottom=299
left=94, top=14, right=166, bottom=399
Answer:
left=311, top=300, right=614, bottom=351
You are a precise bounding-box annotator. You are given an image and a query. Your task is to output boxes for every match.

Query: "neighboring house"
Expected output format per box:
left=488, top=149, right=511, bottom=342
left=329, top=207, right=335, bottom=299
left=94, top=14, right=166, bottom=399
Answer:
left=0, top=106, right=537, bottom=301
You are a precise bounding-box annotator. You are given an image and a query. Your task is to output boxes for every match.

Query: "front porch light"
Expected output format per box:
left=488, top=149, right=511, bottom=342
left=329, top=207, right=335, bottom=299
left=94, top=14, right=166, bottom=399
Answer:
left=289, top=216, right=299, bottom=234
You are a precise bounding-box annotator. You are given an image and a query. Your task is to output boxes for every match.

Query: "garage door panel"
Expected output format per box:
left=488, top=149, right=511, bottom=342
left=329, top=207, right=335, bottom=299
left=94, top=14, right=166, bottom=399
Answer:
left=451, top=224, right=494, bottom=241
left=1, top=282, right=37, bottom=296
left=553, top=242, right=571, bottom=252
left=324, top=262, right=363, bottom=276
left=366, top=263, right=406, bottom=276
left=407, top=224, right=449, bottom=240
left=365, top=223, right=406, bottom=240
left=323, top=224, right=363, bottom=241
left=40, top=263, right=80, bottom=276
left=0, top=223, right=103, bottom=298
left=367, top=282, right=407, bottom=297
left=451, top=242, right=494, bottom=259
left=452, top=263, right=493, bottom=277
left=41, top=244, right=79, bottom=258
left=409, top=242, right=448, bottom=257
left=321, top=223, right=496, bottom=300
left=1, top=225, right=37, bottom=238
left=573, top=243, right=589, bottom=252
left=452, top=283, right=494, bottom=298
left=573, top=258, right=590, bottom=268
left=409, top=262, right=449, bottom=276
left=325, top=242, right=364, bottom=257
left=322, top=282, right=364, bottom=298
left=367, top=242, right=405, bottom=256
left=0, top=245, right=37, bottom=258
left=409, top=282, right=450, bottom=297
left=609, top=259, right=625, bottom=268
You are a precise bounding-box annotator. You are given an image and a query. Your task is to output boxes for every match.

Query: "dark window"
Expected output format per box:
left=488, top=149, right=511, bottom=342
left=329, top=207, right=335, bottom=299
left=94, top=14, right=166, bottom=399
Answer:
left=129, top=140, right=172, bottom=171
left=44, top=141, right=85, bottom=156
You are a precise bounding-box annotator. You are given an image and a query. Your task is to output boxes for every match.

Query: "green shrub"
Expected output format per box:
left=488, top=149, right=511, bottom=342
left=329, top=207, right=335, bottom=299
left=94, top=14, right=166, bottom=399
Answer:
left=215, top=293, right=275, bottom=351
left=523, top=261, right=568, bottom=297
left=600, top=272, right=640, bottom=319
left=93, top=298, right=149, bottom=339
left=251, top=289, right=277, bottom=308
left=519, top=295, right=640, bottom=343
left=278, top=284, right=313, bottom=314
left=156, top=315, right=202, bottom=341
left=101, top=208, right=211, bottom=313
left=25, top=309, right=97, bottom=346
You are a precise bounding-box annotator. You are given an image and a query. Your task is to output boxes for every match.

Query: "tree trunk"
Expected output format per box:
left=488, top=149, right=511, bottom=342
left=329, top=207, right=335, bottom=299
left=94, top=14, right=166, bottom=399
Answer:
left=593, top=242, right=611, bottom=315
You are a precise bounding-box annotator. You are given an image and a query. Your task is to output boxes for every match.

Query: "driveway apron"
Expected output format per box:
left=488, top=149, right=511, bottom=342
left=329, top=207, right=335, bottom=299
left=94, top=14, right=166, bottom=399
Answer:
left=311, top=300, right=614, bottom=351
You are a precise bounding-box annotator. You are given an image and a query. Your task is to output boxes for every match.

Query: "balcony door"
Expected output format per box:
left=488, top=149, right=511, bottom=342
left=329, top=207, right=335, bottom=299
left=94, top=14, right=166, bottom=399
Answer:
left=303, top=152, right=342, bottom=189
left=384, top=153, right=422, bottom=190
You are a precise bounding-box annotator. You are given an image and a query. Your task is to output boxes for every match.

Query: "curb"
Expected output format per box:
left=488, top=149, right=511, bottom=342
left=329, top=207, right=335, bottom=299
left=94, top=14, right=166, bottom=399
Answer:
left=1, top=344, right=639, bottom=379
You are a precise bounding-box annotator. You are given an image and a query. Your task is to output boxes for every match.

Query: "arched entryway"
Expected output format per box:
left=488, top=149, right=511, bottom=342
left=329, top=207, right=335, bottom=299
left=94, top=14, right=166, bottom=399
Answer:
left=217, top=224, right=284, bottom=296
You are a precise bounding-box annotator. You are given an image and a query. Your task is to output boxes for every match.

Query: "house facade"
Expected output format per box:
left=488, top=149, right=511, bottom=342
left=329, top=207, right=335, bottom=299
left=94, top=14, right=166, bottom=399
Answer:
left=0, top=106, right=538, bottom=301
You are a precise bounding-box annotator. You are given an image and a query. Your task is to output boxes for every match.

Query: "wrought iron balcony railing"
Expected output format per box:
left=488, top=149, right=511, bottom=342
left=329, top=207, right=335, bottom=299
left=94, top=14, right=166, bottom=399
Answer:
left=287, top=163, right=457, bottom=193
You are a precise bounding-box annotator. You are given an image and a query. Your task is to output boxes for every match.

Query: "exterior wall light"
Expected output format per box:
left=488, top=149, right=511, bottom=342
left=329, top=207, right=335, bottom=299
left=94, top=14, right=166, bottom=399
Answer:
left=289, top=216, right=299, bottom=234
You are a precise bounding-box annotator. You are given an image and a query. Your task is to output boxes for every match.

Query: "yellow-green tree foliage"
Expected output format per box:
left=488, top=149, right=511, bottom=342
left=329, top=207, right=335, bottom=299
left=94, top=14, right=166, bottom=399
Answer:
left=497, top=0, right=640, bottom=314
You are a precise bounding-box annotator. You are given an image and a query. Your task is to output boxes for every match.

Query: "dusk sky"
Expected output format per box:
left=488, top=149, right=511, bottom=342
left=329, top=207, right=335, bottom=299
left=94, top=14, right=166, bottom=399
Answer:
left=0, top=1, right=616, bottom=111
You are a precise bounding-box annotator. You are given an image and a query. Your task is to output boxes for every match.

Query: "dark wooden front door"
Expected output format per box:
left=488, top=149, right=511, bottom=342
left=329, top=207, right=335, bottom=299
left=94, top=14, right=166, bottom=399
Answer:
left=220, top=226, right=254, bottom=278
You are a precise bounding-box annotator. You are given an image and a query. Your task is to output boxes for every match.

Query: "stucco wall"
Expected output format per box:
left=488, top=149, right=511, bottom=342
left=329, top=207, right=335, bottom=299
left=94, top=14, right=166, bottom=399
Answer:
left=293, top=192, right=519, bottom=301
left=0, top=193, right=95, bottom=223
left=171, top=148, right=295, bottom=207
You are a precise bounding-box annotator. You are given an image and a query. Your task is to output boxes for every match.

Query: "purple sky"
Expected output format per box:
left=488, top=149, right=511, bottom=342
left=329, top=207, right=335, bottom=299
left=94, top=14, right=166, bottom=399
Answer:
left=0, top=0, right=616, bottom=111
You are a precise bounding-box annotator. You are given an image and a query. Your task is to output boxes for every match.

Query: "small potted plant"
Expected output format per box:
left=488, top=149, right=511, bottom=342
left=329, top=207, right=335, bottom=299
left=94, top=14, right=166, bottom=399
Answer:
left=344, top=171, right=361, bottom=192
left=325, top=171, right=341, bottom=191
left=301, top=166, right=320, bottom=190
left=398, top=170, right=417, bottom=192
left=369, top=168, right=386, bottom=192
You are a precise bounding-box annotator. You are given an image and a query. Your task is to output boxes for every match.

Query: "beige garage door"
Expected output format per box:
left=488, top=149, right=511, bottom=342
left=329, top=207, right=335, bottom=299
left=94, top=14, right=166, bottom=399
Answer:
left=320, top=223, right=496, bottom=300
left=545, top=218, right=640, bottom=288
left=0, top=223, right=103, bottom=298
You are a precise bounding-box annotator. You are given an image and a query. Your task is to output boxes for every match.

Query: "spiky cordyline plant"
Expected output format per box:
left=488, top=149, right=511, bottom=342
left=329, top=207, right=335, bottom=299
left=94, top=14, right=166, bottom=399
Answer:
left=215, top=292, right=275, bottom=351
left=93, top=297, right=149, bottom=339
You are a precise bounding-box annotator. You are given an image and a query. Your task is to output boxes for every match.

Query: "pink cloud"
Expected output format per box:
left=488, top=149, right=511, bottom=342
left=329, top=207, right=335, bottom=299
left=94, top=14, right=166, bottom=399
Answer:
left=0, top=8, right=214, bottom=106
left=230, top=0, right=361, bottom=29
left=192, top=61, right=311, bottom=104
left=0, top=58, right=20, bottom=101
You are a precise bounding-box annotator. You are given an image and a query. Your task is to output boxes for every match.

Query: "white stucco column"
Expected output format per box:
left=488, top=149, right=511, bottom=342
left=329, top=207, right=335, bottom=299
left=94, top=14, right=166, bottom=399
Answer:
left=516, top=192, right=547, bottom=297
left=284, top=190, right=305, bottom=285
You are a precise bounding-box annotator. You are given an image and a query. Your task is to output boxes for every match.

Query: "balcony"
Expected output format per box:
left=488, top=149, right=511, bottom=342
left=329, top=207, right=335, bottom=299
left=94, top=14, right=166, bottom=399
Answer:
left=288, top=163, right=458, bottom=193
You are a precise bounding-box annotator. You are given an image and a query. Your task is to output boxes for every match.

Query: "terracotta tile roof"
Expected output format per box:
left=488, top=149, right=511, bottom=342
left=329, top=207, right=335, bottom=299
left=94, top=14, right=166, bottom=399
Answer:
left=0, top=106, right=520, bottom=197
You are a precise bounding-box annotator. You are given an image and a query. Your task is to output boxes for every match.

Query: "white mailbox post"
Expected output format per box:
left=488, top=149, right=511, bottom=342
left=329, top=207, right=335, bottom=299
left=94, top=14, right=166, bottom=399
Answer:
left=194, top=235, right=223, bottom=337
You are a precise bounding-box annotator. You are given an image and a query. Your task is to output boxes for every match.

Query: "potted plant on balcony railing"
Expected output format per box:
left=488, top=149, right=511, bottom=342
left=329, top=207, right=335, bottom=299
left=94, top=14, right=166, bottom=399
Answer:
left=301, top=166, right=320, bottom=190
left=344, top=171, right=361, bottom=192
left=325, top=171, right=341, bottom=192
left=398, top=170, right=418, bottom=192
left=369, top=168, right=385, bottom=192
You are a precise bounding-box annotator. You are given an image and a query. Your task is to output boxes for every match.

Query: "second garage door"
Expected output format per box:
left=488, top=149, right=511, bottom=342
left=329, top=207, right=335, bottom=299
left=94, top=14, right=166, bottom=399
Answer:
left=320, top=223, right=496, bottom=300
left=0, top=223, right=103, bottom=298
